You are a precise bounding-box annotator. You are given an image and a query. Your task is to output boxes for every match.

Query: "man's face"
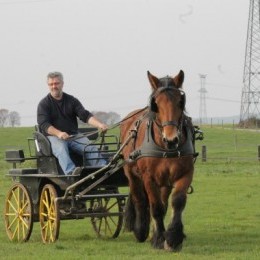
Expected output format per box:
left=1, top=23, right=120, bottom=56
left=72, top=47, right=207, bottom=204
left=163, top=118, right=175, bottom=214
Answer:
left=47, top=77, right=64, bottom=99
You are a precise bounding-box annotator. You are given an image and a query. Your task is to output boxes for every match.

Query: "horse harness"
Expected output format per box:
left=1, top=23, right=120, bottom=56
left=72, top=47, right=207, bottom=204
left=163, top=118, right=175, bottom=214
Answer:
left=124, top=76, right=198, bottom=162
left=128, top=111, right=198, bottom=162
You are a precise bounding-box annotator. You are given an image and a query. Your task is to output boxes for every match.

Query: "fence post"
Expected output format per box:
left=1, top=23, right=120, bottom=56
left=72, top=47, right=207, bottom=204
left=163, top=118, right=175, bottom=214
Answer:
left=202, top=145, right=207, bottom=162
left=258, top=145, right=260, bottom=161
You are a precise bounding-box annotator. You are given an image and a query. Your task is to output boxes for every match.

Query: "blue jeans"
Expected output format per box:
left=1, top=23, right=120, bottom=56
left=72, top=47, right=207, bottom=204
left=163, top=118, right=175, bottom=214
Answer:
left=47, top=135, right=107, bottom=175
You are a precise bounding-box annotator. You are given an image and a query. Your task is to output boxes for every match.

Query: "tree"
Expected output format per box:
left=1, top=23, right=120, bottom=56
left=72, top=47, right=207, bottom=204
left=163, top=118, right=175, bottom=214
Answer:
left=92, top=111, right=121, bottom=125
left=93, top=111, right=108, bottom=123
left=0, top=109, right=21, bottom=127
left=9, top=111, right=21, bottom=127
left=0, top=109, right=9, bottom=127
left=77, top=111, right=121, bottom=127
left=107, top=111, right=121, bottom=125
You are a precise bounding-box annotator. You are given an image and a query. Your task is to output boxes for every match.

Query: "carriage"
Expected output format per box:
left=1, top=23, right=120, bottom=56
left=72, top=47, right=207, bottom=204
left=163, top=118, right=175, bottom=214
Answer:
left=4, top=70, right=203, bottom=250
left=4, top=127, right=129, bottom=243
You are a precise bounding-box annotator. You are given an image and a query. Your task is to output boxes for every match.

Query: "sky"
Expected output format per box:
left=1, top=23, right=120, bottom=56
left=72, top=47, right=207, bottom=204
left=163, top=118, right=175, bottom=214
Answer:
left=0, top=0, right=250, bottom=126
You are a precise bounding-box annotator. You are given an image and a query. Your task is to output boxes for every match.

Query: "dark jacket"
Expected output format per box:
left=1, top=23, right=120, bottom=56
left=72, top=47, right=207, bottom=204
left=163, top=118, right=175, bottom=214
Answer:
left=37, top=92, right=93, bottom=135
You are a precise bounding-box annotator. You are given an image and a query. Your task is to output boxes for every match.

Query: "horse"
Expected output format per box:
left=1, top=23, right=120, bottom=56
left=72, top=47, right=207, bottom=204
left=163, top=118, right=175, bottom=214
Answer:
left=120, top=70, right=197, bottom=251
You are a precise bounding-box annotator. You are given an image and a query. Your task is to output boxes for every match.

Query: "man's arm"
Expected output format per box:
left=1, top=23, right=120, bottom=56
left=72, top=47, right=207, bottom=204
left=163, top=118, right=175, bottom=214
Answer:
left=87, top=116, right=108, bottom=132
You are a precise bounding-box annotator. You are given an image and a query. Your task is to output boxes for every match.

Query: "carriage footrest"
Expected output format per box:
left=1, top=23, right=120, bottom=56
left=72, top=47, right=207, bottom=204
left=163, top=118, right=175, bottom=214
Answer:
left=8, top=168, right=38, bottom=175
left=77, top=193, right=129, bottom=200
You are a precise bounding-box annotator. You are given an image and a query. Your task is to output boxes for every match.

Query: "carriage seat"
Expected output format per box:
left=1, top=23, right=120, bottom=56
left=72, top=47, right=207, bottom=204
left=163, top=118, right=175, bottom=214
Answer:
left=5, top=149, right=38, bottom=175
left=34, top=126, right=99, bottom=157
left=33, top=126, right=101, bottom=174
left=33, top=131, right=52, bottom=157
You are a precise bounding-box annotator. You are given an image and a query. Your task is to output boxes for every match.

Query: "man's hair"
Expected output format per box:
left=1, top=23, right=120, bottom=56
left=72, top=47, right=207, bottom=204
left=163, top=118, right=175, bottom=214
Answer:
left=47, top=71, right=64, bottom=82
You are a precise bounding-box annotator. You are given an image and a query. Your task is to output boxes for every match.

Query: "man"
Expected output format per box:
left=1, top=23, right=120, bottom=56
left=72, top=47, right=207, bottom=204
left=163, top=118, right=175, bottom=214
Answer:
left=37, top=71, right=108, bottom=175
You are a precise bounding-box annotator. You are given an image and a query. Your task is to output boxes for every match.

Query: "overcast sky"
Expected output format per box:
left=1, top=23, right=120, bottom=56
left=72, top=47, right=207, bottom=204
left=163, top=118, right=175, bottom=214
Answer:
left=0, top=0, right=249, bottom=126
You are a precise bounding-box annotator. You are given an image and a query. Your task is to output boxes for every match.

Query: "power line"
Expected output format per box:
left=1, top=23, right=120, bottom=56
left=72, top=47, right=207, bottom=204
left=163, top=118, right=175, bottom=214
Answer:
left=205, top=82, right=241, bottom=89
left=206, top=96, right=240, bottom=103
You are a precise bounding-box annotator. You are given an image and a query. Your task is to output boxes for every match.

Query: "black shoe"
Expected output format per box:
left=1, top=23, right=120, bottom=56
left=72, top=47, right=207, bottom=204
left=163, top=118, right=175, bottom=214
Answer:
left=71, top=167, right=82, bottom=176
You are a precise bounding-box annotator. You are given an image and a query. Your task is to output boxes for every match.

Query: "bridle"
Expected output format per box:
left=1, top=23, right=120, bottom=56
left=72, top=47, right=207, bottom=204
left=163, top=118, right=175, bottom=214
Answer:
left=149, top=86, right=185, bottom=128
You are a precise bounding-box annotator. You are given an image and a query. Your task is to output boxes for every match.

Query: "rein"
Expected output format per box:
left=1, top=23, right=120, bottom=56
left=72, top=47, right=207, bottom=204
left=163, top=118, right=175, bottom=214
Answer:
left=70, top=107, right=148, bottom=137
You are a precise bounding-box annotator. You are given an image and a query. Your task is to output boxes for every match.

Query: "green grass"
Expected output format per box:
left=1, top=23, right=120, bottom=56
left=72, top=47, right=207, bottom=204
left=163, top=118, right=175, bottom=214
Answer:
left=196, top=125, right=260, bottom=160
left=0, top=126, right=260, bottom=259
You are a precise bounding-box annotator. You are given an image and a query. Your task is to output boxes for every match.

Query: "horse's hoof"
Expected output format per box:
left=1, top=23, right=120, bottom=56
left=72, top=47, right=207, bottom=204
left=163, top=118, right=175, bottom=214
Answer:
left=164, top=241, right=183, bottom=252
left=164, top=240, right=173, bottom=251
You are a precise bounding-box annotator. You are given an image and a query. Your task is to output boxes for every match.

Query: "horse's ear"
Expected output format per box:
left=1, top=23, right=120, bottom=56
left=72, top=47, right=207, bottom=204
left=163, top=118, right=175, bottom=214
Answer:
left=173, top=70, right=184, bottom=88
left=147, top=71, right=160, bottom=91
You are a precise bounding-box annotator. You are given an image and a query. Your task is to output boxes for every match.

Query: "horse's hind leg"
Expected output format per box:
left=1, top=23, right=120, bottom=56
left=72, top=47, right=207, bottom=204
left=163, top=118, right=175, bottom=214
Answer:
left=124, top=193, right=136, bottom=232
left=125, top=175, right=150, bottom=242
left=133, top=192, right=150, bottom=242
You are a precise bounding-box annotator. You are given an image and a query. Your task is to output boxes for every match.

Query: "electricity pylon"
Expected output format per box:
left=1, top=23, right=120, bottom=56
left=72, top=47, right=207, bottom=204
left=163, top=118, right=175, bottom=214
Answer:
left=240, top=0, right=260, bottom=126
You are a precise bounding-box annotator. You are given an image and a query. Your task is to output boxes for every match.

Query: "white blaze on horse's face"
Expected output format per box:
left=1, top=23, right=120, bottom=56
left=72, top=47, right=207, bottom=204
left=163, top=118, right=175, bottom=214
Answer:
left=157, top=91, right=182, bottom=149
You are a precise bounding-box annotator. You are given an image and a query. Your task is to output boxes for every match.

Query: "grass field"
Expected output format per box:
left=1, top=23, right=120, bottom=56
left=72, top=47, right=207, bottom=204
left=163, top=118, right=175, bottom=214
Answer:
left=0, top=126, right=260, bottom=259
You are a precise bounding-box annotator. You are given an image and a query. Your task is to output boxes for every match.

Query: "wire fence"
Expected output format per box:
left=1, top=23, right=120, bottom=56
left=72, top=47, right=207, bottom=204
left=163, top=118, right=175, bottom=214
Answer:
left=194, top=123, right=260, bottom=162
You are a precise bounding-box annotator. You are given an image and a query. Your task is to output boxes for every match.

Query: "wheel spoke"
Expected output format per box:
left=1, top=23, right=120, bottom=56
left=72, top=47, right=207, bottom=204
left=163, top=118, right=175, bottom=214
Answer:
left=19, top=216, right=28, bottom=229
left=43, top=191, right=50, bottom=210
left=48, top=222, right=54, bottom=242
left=97, top=217, right=103, bottom=233
left=104, top=217, right=113, bottom=235
left=12, top=224, right=19, bottom=240
left=90, top=195, right=123, bottom=239
left=40, top=211, right=48, bottom=217
left=20, top=200, right=29, bottom=212
left=49, top=216, right=56, bottom=221
left=7, top=215, right=19, bottom=230
left=107, top=215, right=117, bottom=227
left=22, top=218, right=26, bottom=238
left=11, top=189, right=19, bottom=208
left=106, top=201, right=117, bottom=212
left=41, top=222, right=48, bottom=231
left=7, top=198, right=19, bottom=213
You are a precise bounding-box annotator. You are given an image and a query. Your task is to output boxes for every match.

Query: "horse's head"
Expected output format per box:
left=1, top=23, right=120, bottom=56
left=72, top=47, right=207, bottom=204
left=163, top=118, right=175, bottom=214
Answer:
left=147, top=70, right=185, bottom=149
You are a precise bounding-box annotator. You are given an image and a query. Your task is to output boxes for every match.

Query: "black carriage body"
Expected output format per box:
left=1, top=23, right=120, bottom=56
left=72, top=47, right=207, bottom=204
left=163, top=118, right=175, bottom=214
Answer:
left=4, top=128, right=129, bottom=242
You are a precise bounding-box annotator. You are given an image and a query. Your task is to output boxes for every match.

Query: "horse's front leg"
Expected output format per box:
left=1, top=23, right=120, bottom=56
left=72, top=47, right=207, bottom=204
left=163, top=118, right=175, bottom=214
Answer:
left=164, top=190, right=186, bottom=251
left=164, top=177, right=190, bottom=251
left=143, top=177, right=167, bottom=249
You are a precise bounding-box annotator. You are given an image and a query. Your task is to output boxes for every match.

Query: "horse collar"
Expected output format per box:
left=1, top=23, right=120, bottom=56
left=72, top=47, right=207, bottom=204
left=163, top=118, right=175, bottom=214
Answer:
left=129, top=116, right=195, bottom=161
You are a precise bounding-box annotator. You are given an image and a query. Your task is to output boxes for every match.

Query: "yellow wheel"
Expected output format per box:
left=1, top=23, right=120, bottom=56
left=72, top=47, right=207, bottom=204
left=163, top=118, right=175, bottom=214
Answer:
left=39, top=184, right=60, bottom=243
left=90, top=195, right=123, bottom=238
left=4, top=183, right=33, bottom=242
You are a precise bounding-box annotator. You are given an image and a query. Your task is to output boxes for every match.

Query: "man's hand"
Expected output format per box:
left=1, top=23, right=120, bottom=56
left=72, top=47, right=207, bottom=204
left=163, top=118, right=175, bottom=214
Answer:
left=47, top=126, right=71, bottom=140
left=57, top=131, right=70, bottom=140
left=99, top=123, right=108, bottom=133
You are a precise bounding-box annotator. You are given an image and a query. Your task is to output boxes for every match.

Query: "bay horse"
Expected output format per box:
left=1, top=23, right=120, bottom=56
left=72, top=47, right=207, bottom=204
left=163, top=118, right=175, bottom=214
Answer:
left=120, top=70, right=197, bottom=251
